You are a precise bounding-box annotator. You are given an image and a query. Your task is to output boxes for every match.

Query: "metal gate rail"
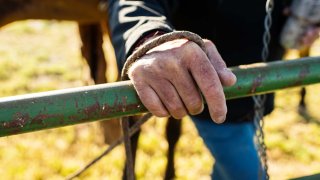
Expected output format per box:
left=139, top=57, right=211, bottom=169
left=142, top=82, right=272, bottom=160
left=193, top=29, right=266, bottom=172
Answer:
left=0, top=57, right=319, bottom=137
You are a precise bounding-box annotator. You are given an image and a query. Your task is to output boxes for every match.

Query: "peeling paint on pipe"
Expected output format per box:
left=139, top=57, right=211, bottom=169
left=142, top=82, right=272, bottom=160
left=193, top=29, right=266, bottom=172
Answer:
left=0, top=57, right=319, bottom=137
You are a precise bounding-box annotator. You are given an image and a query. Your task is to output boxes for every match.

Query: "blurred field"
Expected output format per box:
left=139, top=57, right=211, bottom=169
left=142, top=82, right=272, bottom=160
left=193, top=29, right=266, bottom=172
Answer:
left=0, top=21, right=320, bottom=180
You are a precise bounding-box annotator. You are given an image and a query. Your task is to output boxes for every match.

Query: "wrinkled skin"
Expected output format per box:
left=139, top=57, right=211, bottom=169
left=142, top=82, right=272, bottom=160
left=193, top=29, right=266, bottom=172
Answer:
left=128, top=39, right=237, bottom=123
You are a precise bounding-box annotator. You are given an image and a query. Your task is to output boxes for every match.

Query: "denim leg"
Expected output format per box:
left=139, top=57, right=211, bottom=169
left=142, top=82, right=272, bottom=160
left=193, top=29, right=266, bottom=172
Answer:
left=191, top=116, right=265, bottom=180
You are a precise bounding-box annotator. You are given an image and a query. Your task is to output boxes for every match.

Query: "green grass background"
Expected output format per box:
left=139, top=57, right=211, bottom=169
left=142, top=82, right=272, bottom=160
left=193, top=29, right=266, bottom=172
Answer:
left=0, top=20, right=320, bottom=180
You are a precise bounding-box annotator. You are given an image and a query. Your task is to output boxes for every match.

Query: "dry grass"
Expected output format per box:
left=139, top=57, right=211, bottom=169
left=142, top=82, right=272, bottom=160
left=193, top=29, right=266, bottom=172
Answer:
left=0, top=20, right=319, bottom=180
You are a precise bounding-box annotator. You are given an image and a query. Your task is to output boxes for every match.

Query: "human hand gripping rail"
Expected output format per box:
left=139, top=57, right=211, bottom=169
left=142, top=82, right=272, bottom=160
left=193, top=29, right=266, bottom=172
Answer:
left=122, top=31, right=236, bottom=124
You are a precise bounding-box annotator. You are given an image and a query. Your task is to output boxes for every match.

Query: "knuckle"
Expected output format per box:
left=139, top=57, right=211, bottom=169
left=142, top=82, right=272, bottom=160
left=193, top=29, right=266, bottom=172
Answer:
left=203, top=40, right=218, bottom=56
left=167, top=102, right=181, bottom=112
left=171, top=112, right=186, bottom=119
left=204, top=90, right=225, bottom=109
left=204, top=39, right=216, bottom=48
left=162, top=85, right=178, bottom=100
left=189, top=43, right=204, bottom=57
left=158, top=58, right=179, bottom=73
left=179, top=82, right=197, bottom=95
left=147, top=104, right=159, bottom=113
left=156, top=57, right=169, bottom=69
left=204, top=40, right=217, bottom=53
left=183, top=46, right=206, bottom=66
left=151, top=109, right=169, bottom=117
left=198, top=62, right=212, bottom=77
left=128, top=68, right=139, bottom=79
left=128, top=62, right=146, bottom=79
left=187, top=98, right=203, bottom=115
left=167, top=103, right=186, bottom=119
left=203, top=82, right=220, bottom=95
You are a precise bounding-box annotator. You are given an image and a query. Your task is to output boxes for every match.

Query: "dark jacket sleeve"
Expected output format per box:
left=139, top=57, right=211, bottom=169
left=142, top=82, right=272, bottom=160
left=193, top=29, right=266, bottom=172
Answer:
left=107, top=0, right=175, bottom=71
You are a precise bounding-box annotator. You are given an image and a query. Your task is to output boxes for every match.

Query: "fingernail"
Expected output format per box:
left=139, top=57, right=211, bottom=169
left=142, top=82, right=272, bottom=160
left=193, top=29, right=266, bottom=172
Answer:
left=215, top=115, right=226, bottom=124
left=224, top=68, right=237, bottom=81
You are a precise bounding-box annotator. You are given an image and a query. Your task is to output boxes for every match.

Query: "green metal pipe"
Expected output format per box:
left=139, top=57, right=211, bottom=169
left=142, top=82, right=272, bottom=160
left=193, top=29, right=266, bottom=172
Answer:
left=0, top=57, right=320, bottom=137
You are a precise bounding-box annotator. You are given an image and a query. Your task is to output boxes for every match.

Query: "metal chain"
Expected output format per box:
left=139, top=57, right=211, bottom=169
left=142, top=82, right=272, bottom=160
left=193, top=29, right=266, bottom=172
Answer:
left=253, top=0, right=274, bottom=179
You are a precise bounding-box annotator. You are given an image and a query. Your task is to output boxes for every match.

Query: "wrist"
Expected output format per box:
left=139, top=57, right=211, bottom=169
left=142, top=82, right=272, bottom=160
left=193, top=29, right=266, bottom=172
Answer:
left=133, top=30, right=167, bottom=51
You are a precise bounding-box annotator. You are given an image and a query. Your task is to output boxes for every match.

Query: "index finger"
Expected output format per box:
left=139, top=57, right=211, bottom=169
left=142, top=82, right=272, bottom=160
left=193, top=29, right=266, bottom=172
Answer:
left=183, top=42, right=227, bottom=123
left=203, top=39, right=237, bottom=87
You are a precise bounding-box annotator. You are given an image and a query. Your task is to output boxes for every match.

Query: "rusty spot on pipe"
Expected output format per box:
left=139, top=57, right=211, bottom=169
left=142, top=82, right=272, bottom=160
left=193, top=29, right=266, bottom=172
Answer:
left=81, top=96, right=142, bottom=119
left=250, top=76, right=263, bottom=93
left=1, top=113, right=30, bottom=128
left=83, top=102, right=101, bottom=117
left=31, top=114, right=64, bottom=125
left=292, top=66, right=310, bottom=86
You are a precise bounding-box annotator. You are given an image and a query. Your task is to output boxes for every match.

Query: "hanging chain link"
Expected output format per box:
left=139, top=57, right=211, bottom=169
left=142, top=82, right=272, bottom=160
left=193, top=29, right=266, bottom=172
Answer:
left=253, top=0, right=274, bottom=179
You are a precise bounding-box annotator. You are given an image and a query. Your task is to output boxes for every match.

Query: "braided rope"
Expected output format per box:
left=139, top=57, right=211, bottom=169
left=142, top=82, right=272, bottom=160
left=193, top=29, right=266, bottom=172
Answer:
left=121, top=31, right=206, bottom=79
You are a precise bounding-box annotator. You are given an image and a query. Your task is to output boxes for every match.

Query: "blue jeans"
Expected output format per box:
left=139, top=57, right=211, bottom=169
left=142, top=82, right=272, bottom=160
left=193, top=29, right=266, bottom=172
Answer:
left=191, top=116, right=265, bottom=180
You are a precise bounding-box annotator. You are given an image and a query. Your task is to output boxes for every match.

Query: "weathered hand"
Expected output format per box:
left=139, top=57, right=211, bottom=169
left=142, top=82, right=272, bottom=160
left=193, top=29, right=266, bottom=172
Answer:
left=128, top=39, right=236, bottom=123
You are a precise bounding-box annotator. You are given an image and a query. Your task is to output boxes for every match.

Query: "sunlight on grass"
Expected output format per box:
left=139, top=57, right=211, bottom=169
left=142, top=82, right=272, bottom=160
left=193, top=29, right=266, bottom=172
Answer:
left=0, top=20, right=86, bottom=96
left=0, top=20, right=320, bottom=179
left=265, top=43, right=320, bottom=179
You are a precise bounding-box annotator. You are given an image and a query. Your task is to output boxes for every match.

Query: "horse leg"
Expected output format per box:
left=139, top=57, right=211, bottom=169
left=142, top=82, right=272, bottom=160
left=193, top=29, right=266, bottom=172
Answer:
left=299, top=87, right=306, bottom=108
left=78, top=23, right=121, bottom=144
left=298, top=48, right=309, bottom=119
left=165, top=117, right=182, bottom=180
left=78, top=23, right=107, bottom=84
left=122, top=116, right=141, bottom=180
